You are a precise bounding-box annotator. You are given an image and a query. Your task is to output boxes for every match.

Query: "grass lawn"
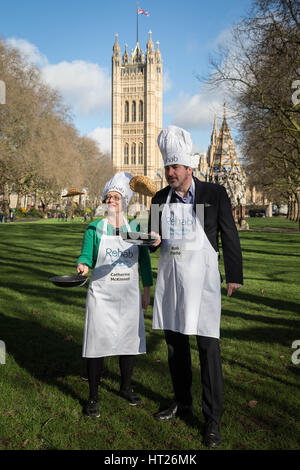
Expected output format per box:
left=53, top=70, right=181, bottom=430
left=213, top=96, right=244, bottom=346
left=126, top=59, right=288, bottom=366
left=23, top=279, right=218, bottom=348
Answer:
left=0, top=216, right=299, bottom=451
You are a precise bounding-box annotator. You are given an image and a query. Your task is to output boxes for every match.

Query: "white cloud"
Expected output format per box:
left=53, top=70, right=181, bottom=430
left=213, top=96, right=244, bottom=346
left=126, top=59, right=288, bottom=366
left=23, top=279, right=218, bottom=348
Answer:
left=6, top=37, right=111, bottom=117
left=42, top=61, right=111, bottom=116
left=88, top=127, right=111, bottom=155
left=6, top=37, right=48, bottom=66
left=167, top=86, right=226, bottom=130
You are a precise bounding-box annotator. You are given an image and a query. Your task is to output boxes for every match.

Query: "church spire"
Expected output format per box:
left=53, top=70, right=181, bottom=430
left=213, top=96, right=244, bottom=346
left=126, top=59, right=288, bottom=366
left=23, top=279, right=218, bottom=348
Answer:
left=211, top=113, right=218, bottom=145
left=146, top=30, right=154, bottom=55
left=113, top=33, right=120, bottom=55
left=209, top=102, right=241, bottom=176
left=122, top=43, right=129, bottom=65
left=132, top=41, right=142, bottom=63
left=155, top=41, right=161, bottom=63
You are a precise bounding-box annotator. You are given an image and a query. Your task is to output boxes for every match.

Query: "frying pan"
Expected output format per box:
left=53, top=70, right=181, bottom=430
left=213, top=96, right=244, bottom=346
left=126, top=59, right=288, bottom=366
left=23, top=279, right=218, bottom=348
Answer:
left=121, top=232, right=158, bottom=246
left=49, top=273, right=88, bottom=288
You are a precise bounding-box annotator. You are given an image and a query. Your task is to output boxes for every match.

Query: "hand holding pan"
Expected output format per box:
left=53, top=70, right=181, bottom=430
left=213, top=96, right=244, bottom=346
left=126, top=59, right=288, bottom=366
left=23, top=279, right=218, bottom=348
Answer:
left=49, top=272, right=88, bottom=288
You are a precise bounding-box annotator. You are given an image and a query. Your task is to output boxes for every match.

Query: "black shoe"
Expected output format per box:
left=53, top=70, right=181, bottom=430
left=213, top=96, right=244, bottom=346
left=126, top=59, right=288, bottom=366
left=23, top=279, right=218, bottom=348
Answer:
left=154, top=402, right=193, bottom=421
left=203, top=421, right=221, bottom=448
left=83, top=399, right=100, bottom=418
left=120, top=388, right=142, bottom=406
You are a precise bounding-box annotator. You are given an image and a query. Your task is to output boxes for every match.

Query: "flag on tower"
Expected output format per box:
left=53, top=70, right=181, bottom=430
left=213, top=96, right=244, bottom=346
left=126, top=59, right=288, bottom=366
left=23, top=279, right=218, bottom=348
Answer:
left=138, top=7, right=150, bottom=16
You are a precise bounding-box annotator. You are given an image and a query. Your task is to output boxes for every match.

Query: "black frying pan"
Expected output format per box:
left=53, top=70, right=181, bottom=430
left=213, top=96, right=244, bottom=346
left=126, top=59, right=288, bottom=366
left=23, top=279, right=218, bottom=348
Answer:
left=120, top=232, right=158, bottom=246
left=49, top=273, right=88, bottom=288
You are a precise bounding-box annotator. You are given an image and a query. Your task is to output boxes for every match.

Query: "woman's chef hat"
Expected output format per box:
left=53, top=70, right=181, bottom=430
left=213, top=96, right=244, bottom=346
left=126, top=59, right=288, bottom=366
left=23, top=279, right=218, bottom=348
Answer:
left=102, top=172, right=134, bottom=205
left=157, top=125, right=193, bottom=168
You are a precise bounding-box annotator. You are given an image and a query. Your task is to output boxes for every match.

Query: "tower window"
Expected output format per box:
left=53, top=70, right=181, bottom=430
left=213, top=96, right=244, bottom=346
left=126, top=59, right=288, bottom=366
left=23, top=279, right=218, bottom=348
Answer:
left=131, top=143, right=136, bottom=164
left=138, top=143, right=143, bottom=164
left=132, top=101, right=136, bottom=122
left=139, top=142, right=144, bottom=165
left=139, top=101, right=143, bottom=122
left=124, top=101, right=129, bottom=123
left=124, top=143, right=129, bottom=164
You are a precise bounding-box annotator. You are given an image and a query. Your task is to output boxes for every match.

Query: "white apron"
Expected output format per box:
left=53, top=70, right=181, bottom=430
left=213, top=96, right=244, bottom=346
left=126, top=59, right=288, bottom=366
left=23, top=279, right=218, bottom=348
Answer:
left=82, top=217, right=146, bottom=357
left=153, top=188, right=221, bottom=338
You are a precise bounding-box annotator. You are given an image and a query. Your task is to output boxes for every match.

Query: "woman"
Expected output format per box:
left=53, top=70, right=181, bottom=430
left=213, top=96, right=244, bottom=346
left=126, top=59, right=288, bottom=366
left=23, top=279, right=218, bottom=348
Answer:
left=77, top=172, right=153, bottom=418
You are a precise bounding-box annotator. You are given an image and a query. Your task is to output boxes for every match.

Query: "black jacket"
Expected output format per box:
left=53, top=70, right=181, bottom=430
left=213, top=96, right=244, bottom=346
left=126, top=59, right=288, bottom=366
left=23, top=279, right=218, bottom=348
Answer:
left=148, top=176, right=243, bottom=285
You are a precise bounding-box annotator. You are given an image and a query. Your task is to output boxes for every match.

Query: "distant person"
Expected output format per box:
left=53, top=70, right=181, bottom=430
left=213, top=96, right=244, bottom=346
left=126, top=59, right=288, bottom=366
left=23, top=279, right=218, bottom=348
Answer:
left=77, top=172, right=153, bottom=418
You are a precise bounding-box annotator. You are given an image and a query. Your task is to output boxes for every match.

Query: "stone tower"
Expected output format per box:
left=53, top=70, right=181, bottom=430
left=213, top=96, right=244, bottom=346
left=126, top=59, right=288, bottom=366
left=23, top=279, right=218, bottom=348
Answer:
left=111, top=32, right=163, bottom=206
left=209, top=101, right=248, bottom=230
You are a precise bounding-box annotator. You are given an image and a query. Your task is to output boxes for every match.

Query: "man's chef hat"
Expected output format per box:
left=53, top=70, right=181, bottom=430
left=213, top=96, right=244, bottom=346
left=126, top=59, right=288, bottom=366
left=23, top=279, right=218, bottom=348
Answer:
left=102, top=172, right=134, bottom=205
left=157, top=125, right=193, bottom=168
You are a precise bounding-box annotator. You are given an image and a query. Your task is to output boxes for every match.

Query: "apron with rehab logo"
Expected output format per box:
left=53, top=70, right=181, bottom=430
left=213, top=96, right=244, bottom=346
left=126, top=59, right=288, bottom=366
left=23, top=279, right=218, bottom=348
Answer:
left=82, top=217, right=146, bottom=357
left=152, top=188, right=221, bottom=338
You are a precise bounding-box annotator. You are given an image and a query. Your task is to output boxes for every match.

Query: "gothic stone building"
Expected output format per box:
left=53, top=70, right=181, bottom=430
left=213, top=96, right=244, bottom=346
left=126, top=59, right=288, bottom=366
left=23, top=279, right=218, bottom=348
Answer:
left=111, top=32, right=163, bottom=207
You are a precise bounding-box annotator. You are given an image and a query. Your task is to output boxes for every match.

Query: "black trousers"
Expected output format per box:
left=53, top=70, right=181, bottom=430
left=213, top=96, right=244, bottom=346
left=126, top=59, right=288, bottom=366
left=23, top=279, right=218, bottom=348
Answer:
left=86, top=355, right=136, bottom=400
left=164, top=330, right=223, bottom=424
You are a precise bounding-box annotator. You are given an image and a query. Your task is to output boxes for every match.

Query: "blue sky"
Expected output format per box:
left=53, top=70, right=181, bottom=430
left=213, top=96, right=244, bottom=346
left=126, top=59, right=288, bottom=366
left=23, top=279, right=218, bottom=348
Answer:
left=0, top=0, right=253, bottom=155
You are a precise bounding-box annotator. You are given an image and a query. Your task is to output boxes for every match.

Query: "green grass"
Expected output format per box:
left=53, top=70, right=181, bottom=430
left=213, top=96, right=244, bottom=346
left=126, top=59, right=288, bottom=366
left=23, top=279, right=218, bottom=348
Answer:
left=246, top=216, right=298, bottom=230
left=0, top=217, right=299, bottom=450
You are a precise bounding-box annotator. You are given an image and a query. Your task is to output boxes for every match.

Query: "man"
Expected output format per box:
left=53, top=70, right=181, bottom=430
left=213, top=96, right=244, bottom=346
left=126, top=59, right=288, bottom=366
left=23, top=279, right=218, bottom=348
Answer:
left=148, top=126, right=243, bottom=447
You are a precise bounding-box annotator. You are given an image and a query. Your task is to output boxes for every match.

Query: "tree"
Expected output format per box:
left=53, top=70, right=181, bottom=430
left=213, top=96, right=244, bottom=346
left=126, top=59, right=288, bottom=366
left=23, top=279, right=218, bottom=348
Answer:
left=77, top=136, right=114, bottom=208
left=0, top=38, right=113, bottom=216
left=205, top=0, right=300, bottom=222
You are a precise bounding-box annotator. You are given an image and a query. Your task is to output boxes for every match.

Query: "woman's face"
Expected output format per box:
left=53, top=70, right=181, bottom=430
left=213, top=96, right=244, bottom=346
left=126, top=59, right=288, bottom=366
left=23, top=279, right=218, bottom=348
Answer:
left=105, top=191, right=123, bottom=214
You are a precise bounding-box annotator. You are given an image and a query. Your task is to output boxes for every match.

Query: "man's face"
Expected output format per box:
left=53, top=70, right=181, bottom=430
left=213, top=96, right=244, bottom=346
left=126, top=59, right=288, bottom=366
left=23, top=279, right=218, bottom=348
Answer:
left=164, top=164, right=192, bottom=190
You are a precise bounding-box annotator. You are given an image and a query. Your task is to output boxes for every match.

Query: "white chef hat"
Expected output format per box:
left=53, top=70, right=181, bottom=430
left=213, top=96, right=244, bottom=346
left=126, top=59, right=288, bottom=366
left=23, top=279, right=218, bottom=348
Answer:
left=102, top=172, right=134, bottom=205
left=157, top=125, right=193, bottom=168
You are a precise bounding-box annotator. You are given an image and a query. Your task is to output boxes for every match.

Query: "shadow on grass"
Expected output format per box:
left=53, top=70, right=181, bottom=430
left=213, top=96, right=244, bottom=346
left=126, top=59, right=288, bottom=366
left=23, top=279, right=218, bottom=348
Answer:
left=0, top=241, right=78, bottom=261
left=222, top=309, right=300, bottom=330
left=96, top=354, right=204, bottom=432
left=239, top=233, right=300, bottom=243
left=221, top=288, right=300, bottom=317
left=0, top=313, right=84, bottom=399
left=241, top=247, right=300, bottom=257
left=1, top=308, right=206, bottom=432
left=0, top=279, right=89, bottom=309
